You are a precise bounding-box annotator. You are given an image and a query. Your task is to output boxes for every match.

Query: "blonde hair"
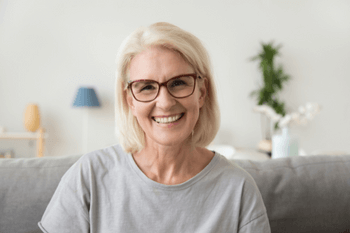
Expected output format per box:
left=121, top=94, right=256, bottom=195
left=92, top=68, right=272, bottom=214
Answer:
left=115, top=22, right=220, bottom=153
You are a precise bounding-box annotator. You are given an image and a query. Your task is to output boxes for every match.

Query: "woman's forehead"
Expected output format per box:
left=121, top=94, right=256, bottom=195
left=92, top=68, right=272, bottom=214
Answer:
left=128, top=47, right=194, bottom=81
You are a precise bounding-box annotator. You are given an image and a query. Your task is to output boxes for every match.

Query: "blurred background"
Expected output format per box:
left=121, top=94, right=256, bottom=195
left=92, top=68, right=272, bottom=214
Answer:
left=1, top=0, right=349, bottom=157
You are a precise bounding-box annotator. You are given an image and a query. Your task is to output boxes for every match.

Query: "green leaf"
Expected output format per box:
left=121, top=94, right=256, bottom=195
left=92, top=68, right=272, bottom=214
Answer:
left=249, top=41, right=291, bottom=130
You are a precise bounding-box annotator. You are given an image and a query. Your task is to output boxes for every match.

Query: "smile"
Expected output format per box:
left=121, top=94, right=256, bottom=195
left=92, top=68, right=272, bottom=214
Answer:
left=152, top=113, right=184, bottom=124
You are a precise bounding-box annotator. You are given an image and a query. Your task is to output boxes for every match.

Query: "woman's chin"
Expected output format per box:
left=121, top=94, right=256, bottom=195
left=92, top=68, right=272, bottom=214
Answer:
left=146, top=131, right=192, bottom=148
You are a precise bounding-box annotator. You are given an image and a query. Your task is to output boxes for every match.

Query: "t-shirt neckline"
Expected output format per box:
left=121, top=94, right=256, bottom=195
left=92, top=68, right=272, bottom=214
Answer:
left=126, top=150, right=220, bottom=191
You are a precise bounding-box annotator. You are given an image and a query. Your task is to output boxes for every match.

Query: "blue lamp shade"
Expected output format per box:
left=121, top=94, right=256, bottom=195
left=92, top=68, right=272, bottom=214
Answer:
left=73, top=87, right=100, bottom=107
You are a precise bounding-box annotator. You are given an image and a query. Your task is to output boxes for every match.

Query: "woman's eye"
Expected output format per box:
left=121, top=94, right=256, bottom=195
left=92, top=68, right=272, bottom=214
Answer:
left=171, top=80, right=186, bottom=87
left=140, top=85, right=156, bottom=91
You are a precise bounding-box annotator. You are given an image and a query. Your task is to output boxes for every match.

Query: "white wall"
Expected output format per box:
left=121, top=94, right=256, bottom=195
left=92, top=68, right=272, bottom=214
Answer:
left=1, top=0, right=349, bottom=157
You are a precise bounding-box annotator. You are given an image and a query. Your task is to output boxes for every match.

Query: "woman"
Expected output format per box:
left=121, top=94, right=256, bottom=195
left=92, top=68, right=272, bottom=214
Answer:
left=39, top=22, right=270, bottom=232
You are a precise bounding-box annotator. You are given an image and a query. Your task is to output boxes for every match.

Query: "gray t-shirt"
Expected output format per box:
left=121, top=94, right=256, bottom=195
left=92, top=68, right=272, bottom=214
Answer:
left=38, top=144, right=270, bottom=233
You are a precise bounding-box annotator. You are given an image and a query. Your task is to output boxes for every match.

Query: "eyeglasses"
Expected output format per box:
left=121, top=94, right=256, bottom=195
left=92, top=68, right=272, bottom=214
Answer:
left=127, top=73, right=201, bottom=102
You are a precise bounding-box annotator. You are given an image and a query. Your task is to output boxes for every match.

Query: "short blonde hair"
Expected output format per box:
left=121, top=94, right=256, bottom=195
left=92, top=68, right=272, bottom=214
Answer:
left=115, top=22, right=220, bottom=153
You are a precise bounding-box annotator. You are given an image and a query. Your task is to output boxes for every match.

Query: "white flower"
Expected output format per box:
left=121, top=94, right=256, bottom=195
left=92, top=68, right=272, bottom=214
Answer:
left=278, top=115, right=292, bottom=128
left=305, top=112, right=314, bottom=120
left=254, top=102, right=321, bottom=128
left=306, top=102, right=321, bottom=115
left=298, top=106, right=305, bottom=114
left=271, top=114, right=282, bottom=122
left=305, top=102, right=314, bottom=111
left=253, top=105, right=282, bottom=123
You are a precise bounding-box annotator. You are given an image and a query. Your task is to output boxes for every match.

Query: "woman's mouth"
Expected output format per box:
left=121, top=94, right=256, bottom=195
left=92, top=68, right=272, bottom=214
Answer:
left=152, top=113, right=184, bottom=124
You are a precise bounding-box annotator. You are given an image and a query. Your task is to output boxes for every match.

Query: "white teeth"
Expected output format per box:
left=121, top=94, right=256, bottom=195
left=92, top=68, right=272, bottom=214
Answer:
left=153, top=114, right=183, bottom=124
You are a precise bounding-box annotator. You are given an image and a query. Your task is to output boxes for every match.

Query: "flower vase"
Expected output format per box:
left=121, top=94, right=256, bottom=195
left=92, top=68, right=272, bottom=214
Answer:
left=258, top=114, right=273, bottom=156
left=272, top=127, right=298, bottom=159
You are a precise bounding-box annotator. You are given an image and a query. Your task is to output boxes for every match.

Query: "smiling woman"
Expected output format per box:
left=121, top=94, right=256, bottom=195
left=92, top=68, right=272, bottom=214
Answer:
left=115, top=22, right=220, bottom=153
left=38, top=22, right=271, bottom=233
left=125, top=46, right=207, bottom=154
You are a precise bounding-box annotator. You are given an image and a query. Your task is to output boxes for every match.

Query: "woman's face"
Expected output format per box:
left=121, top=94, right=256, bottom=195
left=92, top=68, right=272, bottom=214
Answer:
left=126, top=46, right=207, bottom=148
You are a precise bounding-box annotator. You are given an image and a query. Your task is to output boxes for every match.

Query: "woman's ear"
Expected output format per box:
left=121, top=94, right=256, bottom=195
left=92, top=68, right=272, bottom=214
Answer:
left=199, top=78, right=208, bottom=108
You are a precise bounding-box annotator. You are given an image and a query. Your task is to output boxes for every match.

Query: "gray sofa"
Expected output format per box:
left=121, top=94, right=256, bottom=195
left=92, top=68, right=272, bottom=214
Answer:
left=1, top=153, right=350, bottom=233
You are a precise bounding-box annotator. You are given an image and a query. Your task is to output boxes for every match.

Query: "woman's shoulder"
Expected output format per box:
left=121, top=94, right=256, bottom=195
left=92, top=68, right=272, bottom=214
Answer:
left=79, top=144, right=127, bottom=163
left=212, top=152, right=258, bottom=186
left=214, top=155, right=270, bottom=230
left=66, top=144, right=130, bottom=177
left=211, top=153, right=265, bottom=208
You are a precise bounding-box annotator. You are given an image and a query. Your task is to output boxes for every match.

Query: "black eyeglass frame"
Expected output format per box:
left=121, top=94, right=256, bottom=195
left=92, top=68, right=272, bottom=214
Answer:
left=127, top=73, right=202, bottom=103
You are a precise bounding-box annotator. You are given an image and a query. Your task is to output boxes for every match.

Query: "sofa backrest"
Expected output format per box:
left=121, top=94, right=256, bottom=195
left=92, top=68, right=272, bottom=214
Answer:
left=234, top=155, right=350, bottom=233
left=1, top=154, right=349, bottom=233
left=0, top=155, right=81, bottom=233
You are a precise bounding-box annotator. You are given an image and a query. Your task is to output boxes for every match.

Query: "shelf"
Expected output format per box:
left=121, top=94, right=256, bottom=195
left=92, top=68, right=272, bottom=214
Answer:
left=0, top=132, right=48, bottom=140
left=0, top=128, right=47, bottom=157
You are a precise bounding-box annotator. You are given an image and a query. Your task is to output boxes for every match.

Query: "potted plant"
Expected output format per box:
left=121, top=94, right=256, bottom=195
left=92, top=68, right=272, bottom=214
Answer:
left=250, top=41, right=291, bottom=153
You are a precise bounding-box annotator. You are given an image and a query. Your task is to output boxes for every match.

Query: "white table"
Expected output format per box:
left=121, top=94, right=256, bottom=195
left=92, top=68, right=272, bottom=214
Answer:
left=233, top=148, right=271, bottom=161
left=207, top=144, right=270, bottom=161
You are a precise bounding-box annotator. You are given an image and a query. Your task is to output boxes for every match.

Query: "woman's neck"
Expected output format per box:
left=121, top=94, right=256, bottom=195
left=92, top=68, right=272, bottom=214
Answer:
left=132, top=143, right=214, bottom=185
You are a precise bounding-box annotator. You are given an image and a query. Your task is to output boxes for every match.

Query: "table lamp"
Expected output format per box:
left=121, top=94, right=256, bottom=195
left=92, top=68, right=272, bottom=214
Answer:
left=73, top=87, right=100, bottom=153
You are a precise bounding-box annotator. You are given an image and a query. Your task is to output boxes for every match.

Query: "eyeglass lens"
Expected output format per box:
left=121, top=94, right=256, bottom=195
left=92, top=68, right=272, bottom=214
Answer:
left=131, top=75, right=195, bottom=102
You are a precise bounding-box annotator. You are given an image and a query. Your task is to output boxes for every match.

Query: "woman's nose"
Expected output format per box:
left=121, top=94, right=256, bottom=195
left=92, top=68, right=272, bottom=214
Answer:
left=155, top=86, right=176, bottom=109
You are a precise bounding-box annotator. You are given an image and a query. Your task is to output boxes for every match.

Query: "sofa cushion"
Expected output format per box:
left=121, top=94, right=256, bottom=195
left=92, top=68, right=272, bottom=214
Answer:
left=0, top=155, right=81, bottom=233
left=1, top=153, right=350, bottom=233
left=233, top=155, right=350, bottom=233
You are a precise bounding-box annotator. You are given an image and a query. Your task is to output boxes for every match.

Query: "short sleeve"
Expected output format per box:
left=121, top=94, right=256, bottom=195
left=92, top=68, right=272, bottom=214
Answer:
left=238, top=212, right=270, bottom=233
left=38, top=159, right=90, bottom=233
left=238, top=173, right=271, bottom=233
